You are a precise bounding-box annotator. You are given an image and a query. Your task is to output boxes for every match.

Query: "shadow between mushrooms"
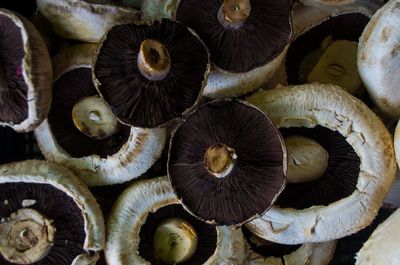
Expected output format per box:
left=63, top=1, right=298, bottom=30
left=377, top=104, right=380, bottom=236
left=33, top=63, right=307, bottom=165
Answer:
left=0, top=160, right=105, bottom=265
left=245, top=83, right=397, bottom=244
left=35, top=44, right=166, bottom=186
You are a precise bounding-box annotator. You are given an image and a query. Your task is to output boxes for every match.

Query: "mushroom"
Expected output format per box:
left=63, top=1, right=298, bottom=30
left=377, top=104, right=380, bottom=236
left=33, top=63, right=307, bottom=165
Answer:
left=0, top=8, right=52, bottom=132
left=245, top=83, right=397, bottom=243
left=36, top=0, right=140, bottom=43
left=106, top=176, right=246, bottom=264
left=93, top=19, right=210, bottom=128
left=357, top=0, right=400, bottom=118
left=0, top=160, right=105, bottom=264
left=35, top=44, right=166, bottom=186
left=0, top=127, right=25, bottom=164
left=168, top=99, right=286, bottom=226
left=355, top=208, right=400, bottom=264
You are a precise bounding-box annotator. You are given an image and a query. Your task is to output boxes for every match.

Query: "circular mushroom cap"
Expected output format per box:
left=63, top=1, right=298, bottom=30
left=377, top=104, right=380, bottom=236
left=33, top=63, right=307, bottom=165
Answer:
left=168, top=99, right=286, bottom=226
left=94, top=19, right=210, bottom=128
left=0, top=160, right=105, bottom=264
left=245, top=83, right=397, bottom=243
left=175, top=0, right=292, bottom=73
left=358, top=0, right=400, bottom=118
left=0, top=8, right=52, bottom=132
left=106, top=176, right=246, bottom=265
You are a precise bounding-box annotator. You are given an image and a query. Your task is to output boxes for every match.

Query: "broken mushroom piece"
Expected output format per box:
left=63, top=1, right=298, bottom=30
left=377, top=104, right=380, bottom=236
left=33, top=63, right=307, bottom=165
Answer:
left=106, top=176, right=246, bottom=264
left=94, top=19, right=209, bottom=128
left=168, top=99, right=286, bottom=226
left=35, top=44, right=166, bottom=186
left=0, top=160, right=105, bottom=264
left=245, top=83, right=397, bottom=243
left=36, top=0, right=140, bottom=43
left=0, top=8, right=52, bottom=132
left=358, top=0, right=400, bottom=118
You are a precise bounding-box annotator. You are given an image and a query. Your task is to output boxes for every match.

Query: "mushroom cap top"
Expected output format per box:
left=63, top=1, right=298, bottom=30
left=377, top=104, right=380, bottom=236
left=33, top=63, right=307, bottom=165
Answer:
left=105, top=176, right=246, bottom=265
left=245, top=83, right=397, bottom=244
left=355, top=208, right=400, bottom=265
left=358, top=0, right=400, bottom=118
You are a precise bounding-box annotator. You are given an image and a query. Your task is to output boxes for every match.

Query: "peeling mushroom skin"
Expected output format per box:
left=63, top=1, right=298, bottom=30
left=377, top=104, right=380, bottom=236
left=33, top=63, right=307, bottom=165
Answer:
left=245, top=83, right=397, bottom=243
left=0, top=9, right=52, bottom=132
left=358, top=0, right=400, bottom=118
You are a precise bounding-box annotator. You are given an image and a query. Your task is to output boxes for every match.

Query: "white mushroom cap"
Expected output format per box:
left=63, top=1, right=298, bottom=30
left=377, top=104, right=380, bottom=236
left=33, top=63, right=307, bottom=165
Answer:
left=358, top=0, right=400, bottom=118
left=34, top=44, right=166, bottom=186
left=355, top=208, right=400, bottom=264
left=36, top=0, right=140, bottom=43
left=245, top=83, right=397, bottom=244
left=0, top=160, right=105, bottom=263
left=0, top=9, right=52, bottom=133
left=106, top=176, right=246, bottom=264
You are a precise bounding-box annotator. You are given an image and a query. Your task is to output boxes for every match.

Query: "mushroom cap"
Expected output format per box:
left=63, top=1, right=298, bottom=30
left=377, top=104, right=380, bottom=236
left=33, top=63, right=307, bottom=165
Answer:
left=358, top=0, right=400, bottom=118
left=35, top=44, right=166, bottom=186
left=105, top=176, right=246, bottom=265
left=0, top=8, right=52, bottom=132
left=245, top=83, right=397, bottom=243
left=0, top=160, right=105, bottom=263
left=355, top=208, right=400, bottom=264
left=36, top=0, right=141, bottom=43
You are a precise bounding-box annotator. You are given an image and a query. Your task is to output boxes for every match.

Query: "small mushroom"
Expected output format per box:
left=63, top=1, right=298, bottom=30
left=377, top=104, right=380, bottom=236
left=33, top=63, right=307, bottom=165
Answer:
left=168, top=99, right=286, bottom=226
left=0, top=160, right=105, bottom=264
left=0, top=8, right=52, bottom=132
left=35, top=44, right=166, bottom=186
left=105, top=176, right=246, bottom=264
left=245, top=83, right=397, bottom=243
left=358, top=0, right=400, bottom=118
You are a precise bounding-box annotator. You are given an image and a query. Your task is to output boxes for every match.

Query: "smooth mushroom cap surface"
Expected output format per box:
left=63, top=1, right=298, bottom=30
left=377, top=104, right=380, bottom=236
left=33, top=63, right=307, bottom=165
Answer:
left=245, top=83, right=397, bottom=244
left=105, top=176, right=246, bottom=265
left=358, top=0, right=400, bottom=118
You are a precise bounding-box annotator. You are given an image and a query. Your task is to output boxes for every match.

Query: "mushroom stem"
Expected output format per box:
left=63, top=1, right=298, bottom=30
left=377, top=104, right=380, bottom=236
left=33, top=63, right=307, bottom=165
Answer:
left=204, top=143, right=237, bottom=178
left=153, top=217, right=198, bottom=264
left=285, top=135, right=329, bottom=183
left=218, top=0, right=251, bottom=29
left=137, top=39, right=171, bottom=81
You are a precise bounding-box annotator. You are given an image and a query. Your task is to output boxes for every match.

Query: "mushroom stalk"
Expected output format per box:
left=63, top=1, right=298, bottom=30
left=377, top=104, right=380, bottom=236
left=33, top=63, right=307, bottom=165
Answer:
left=137, top=39, right=171, bottom=81
left=218, top=0, right=251, bottom=29
left=204, top=144, right=237, bottom=178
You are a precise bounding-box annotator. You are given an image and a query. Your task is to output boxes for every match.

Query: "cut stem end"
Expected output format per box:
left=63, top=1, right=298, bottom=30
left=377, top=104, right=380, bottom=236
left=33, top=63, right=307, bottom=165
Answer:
left=137, top=39, right=171, bottom=81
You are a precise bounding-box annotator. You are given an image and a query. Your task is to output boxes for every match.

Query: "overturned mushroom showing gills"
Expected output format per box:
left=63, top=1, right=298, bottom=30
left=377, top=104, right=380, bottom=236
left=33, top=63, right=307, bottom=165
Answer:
left=35, top=44, right=166, bottom=186
left=168, top=99, right=286, bottom=226
left=245, top=83, right=397, bottom=243
left=0, top=8, right=52, bottom=132
left=106, top=176, right=246, bottom=264
left=0, top=160, right=105, bottom=264
left=358, top=0, right=400, bottom=118
left=94, top=19, right=209, bottom=128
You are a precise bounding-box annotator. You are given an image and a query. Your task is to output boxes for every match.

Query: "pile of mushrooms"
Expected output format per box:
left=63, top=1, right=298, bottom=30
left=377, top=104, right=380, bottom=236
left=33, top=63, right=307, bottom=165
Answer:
left=0, top=0, right=400, bottom=264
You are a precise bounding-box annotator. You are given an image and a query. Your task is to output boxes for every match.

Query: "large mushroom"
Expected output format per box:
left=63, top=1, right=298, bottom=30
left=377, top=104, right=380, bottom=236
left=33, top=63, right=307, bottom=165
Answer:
left=106, top=176, right=246, bottom=264
left=35, top=44, right=166, bottom=186
left=245, top=83, right=397, bottom=243
left=0, top=8, right=52, bottom=132
left=0, top=160, right=105, bottom=264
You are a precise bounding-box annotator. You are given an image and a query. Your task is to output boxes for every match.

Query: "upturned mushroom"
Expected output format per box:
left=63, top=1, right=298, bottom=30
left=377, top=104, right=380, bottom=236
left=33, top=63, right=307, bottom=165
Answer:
left=106, top=176, right=246, bottom=264
left=35, top=44, right=166, bottom=186
left=0, top=160, right=105, bottom=264
left=245, top=83, right=397, bottom=244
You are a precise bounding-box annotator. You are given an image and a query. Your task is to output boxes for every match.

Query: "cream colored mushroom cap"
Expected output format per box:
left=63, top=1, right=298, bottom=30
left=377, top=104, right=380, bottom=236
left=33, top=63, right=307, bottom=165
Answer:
left=34, top=44, right=166, bottom=186
left=0, top=9, right=52, bottom=133
left=0, top=160, right=105, bottom=263
left=105, top=176, right=246, bottom=265
left=36, top=0, right=140, bottom=43
left=355, top=208, right=400, bottom=264
left=245, top=83, right=397, bottom=244
left=358, top=0, right=400, bottom=118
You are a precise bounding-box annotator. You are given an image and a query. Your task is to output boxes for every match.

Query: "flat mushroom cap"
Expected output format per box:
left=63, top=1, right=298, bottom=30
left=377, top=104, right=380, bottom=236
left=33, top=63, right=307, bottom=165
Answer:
left=245, top=83, right=397, bottom=244
left=105, top=176, right=246, bottom=265
left=36, top=0, right=140, bottom=43
left=0, top=8, right=52, bottom=132
left=355, top=208, right=400, bottom=265
left=358, top=0, right=400, bottom=118
left=0, top=160, right=105, bottom=264
left=35, top=44, right=166, bottom=186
